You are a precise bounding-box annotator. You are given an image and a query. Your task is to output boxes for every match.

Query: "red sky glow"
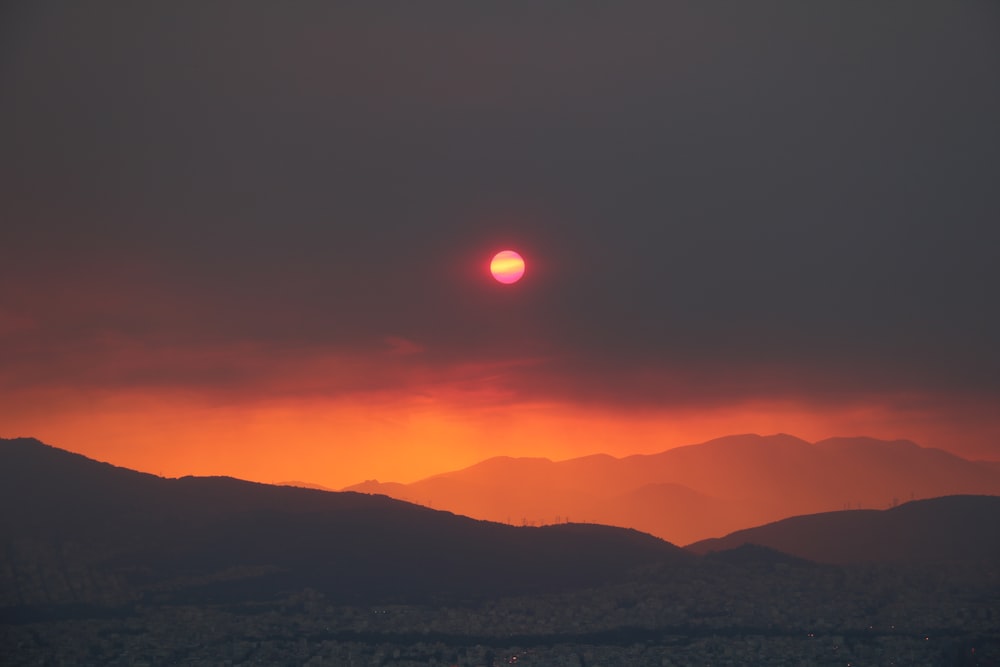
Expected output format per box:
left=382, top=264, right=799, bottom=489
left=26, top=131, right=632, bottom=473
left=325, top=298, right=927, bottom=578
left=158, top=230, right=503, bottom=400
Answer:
left=2, top=3, right=998, bottom=487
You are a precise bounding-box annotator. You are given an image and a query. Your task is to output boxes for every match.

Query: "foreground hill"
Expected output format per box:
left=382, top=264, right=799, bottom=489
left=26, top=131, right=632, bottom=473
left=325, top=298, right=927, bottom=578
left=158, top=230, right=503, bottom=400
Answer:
left=0, top=438, right=686, bottom=612
left=687, top=495, right=1000, bottom=564
left=345, top=434, right=1000, bottom=544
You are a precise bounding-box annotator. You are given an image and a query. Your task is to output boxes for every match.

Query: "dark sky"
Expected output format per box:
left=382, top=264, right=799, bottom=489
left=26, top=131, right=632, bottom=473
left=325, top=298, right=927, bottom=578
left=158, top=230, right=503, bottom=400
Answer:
left=2, top=2, right=999, bottom=480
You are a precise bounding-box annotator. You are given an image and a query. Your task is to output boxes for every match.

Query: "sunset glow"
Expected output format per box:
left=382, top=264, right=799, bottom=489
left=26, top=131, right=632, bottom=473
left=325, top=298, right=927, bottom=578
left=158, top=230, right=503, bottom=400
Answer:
left=3, top=350, right=996, bottom=492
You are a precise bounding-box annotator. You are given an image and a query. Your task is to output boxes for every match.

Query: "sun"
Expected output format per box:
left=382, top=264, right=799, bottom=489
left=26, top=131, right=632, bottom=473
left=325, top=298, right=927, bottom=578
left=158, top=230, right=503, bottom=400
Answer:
left=490, top=250, right=525, bottom=284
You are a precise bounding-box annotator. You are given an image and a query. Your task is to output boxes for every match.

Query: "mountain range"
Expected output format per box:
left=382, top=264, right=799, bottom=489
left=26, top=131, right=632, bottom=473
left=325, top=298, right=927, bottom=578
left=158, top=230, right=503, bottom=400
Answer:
left=343, top=434, right=1000, bottom=544
left=4, top=435, right=1000, bottom=622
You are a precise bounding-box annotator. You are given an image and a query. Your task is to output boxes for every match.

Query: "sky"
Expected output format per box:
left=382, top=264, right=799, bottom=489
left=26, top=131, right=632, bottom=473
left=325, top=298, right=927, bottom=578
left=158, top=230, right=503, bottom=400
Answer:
left=2, top=2, right=999, bottom=488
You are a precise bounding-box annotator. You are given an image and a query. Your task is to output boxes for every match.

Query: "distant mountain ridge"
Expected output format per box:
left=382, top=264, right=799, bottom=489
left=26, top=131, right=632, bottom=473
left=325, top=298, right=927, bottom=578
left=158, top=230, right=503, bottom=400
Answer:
left=343, top=434, right=1000, bottom=545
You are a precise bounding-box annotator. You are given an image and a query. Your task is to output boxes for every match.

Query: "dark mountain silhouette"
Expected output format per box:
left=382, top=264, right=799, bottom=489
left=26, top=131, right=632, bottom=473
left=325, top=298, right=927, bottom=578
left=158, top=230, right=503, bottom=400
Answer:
left=277, top=480, right=336, bottom=491
left=686, top=495, right=1000, bottom=564
left=0, top=438, right=687, bottom=613
left=344, top=434, right=1000, bottom=544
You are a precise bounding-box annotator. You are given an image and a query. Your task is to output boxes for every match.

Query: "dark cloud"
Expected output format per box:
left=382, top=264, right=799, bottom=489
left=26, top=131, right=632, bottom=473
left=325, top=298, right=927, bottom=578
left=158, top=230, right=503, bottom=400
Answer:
left=2, top=1, right=999, bottom=409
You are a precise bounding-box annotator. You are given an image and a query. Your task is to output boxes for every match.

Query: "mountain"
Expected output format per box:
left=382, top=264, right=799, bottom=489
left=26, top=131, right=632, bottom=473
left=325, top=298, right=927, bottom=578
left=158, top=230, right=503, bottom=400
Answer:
left=344, top=434, right=1000, bottom=544
left=0, top=438, right=687, bottom=614
left=583, top=482, right=745, bottom=544
left=276, top=480, right=336, bottom=491
left=978, top=460, right=1000, bottom=475
left=686, top=495, right=1000, bottom=564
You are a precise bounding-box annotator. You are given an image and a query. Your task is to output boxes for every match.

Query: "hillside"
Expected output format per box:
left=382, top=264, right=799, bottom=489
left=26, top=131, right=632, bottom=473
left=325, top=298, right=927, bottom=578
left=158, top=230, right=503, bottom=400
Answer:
left=0, top=438, right=687, bottom=613
left=686, top=495, right=1000, bottom=564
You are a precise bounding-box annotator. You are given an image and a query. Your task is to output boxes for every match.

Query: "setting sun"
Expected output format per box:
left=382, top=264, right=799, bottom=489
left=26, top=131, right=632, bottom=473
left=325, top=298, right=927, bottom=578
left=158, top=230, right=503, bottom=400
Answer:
left=490, top=250, right=525, bottom=284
